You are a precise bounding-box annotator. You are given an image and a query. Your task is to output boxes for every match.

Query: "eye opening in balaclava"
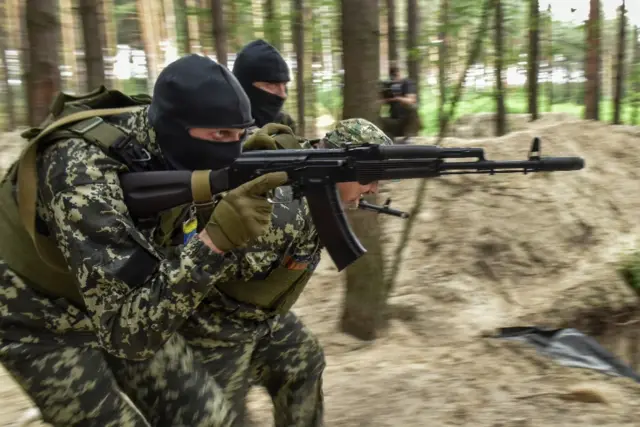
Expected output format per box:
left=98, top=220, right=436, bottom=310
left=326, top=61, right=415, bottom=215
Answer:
left=232, top=39, right=290, bottom=128
left=148, top=54, right=254, bottom=171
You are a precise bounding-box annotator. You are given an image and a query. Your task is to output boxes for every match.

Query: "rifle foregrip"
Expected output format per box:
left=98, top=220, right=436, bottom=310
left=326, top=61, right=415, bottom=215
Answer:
left=304, top=184, right=366, bottom=271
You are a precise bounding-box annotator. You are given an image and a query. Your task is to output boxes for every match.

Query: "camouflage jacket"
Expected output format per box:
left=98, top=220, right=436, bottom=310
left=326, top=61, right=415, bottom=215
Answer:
left=33, top=107, right=245, bottom=360
left=211, top=121, right=321, bottom=305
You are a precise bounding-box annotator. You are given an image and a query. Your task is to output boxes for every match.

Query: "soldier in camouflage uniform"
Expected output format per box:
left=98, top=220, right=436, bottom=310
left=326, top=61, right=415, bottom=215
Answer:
left=233, top=39, right=298, bottom=133
left=181, top=118, right=393, bottom=426
left=0, top=54, right=289, bottom=426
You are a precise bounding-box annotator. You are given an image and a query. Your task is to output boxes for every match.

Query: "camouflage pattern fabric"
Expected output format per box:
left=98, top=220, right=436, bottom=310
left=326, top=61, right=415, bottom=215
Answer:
left=0, top=114, right=392, bottom=426
left=0, top=107, right=243, bottom=426
left=185, top=156, right=324, bottom=426
left=184, top=295, right=325, bottom=427
left=179, top=117, right=392, bottom=426
left=321, top=118, right=393, bottom=148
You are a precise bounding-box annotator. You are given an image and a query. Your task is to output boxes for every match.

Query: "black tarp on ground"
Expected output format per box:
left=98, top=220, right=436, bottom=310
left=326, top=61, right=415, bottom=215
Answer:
left=494, top=326, right=640, bottom=383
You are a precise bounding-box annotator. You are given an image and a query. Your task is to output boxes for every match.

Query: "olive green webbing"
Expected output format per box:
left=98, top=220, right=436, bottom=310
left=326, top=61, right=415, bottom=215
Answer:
left=190, top=170, right=213, bottom=204
left=15, top=106, right=145, bottom=272
left=215, top=266, right=309, bottom=313
left=0, top=178, right=84, bottom=305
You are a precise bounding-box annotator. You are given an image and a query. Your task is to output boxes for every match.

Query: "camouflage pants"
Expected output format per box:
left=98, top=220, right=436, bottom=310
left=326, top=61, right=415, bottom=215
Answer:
left=0, top=259, right=237, bottom=427
left=182, top=291, right=326, bottom=427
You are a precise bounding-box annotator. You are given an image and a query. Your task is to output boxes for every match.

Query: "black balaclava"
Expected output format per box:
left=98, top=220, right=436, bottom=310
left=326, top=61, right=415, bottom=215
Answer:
left=148, top=54, right=254, bottom=171
left=232, top=39, right=290, bottom=127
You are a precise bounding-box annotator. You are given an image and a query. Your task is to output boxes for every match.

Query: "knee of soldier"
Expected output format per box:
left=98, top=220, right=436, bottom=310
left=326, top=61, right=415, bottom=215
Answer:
left=310, top=335, right=327, bottom=374
left=301, top=327, right=326, bottom=377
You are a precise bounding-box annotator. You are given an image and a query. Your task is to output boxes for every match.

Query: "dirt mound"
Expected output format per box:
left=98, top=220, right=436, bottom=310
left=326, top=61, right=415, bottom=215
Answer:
left=450, top=112, right=579, bottom=139
left=246, top=119, right=640, bottom=426
left=2, top=120, right=640, bottom=426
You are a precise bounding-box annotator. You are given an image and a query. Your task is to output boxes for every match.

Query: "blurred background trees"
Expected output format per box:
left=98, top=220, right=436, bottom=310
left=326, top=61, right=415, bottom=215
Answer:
left=0, top=0, right=637, bottom=134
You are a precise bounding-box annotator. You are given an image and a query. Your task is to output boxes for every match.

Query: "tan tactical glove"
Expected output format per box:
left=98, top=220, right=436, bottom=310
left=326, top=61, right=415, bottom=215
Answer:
left=259, top=122, right=294, bottom=136
left=243, top=132, right=279, bottom=151
left=205, top=172, right=288, bottom=252
left=243, top=123, right=295, bottom=151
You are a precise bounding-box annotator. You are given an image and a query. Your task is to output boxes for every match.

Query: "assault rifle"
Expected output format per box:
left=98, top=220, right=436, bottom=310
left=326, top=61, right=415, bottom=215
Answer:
left=119, top=137, right=584, bottom=271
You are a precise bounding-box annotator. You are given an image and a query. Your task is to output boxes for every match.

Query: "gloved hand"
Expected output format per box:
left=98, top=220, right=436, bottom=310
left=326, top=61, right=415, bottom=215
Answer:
left=243, top=132, right=279, bottom=151
left=205, top=172, right=289, bottom=252
left=259, top=123, right=294, bottom=136
left=243, top=123, right=295, bottom=151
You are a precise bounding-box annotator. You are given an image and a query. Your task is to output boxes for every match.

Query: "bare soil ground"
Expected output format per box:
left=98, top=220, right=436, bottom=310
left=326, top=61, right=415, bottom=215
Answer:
left=2, top=117, right=640, bottom=426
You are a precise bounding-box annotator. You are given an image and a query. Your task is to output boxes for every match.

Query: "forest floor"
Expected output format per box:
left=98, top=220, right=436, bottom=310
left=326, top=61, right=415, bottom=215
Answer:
left=2, top=114, right=640, bottom=426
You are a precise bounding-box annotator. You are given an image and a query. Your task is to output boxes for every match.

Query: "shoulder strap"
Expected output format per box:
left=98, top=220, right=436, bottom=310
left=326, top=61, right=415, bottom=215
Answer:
left=16, top=106, right=145, bottom=272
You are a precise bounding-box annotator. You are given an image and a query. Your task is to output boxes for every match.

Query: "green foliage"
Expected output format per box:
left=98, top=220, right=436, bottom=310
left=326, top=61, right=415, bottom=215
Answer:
left=619, top=250, right=640, bottom=294
left=121, top=78, right=150, bottom=95
left=114, top=0, right=142, bottom=47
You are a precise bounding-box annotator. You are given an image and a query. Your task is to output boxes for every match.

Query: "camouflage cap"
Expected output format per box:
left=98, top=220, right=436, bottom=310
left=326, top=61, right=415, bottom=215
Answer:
left=322, top=118, right=393, bottom=148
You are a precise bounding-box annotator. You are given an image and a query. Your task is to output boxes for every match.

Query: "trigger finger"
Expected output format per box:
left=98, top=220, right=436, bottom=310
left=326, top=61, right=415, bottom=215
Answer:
left=246, top=172, right=289, bottom=195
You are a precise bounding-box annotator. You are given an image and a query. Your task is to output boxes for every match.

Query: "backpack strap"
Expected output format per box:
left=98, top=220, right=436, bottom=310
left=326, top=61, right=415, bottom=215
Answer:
left=15, top=106, right=146, bottom=272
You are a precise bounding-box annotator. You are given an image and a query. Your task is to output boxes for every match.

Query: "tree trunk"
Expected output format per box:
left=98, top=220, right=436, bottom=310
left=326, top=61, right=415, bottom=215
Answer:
left=196, top=0, right=211, bottom=55
left=379, top=0, right=388, bottom=77
left=406, top=0, right=419, bottom=105
left=386, top=0, right=397, bottom=66
left=163, top=0, right=178, bottom=59
left=186, top=0, right=201, bottom=53
left=584, top=0, right=601, bottom=120
left=631, top=26, right=639, bottom=125
left=292, top=0, right=305, bottom=136
left=0, top=1, right=16, bottom=130
left=25, top=0, right=61, bottom=126
left=494, top=0, right=506, bottom=136
left=340, top=0, right=385, bottom=341
left=385, top=0, right=493, bottom=300
left=102, top=0, right=121, bottom=89
left=59, top=0, right=79, bottom=93
left=211, top=0, right=228, bottom=66
left=229, top=1, right=242, bottom=53
left=527, top=0, right=539, bottom=121
left=175, top=0, right=191, bottom=55
left=546, top=3, right=553, bottom=111
left=438, top=0, right=449, bottom=128
left=151, top=0, right=167, bottom=62
left=137, top=0, right=160, bottom=91
left=305, top=1, right=318, bottom=137
left=251, top=0, right=263, bottom=40
left=79, top=0, right=106, bottom=91
left=264, top=0, right=282, bottom=51
left=612, top=0, right=626, bottom=125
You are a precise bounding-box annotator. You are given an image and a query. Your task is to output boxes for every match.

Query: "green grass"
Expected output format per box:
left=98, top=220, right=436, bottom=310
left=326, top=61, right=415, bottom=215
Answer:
left=619, top=250, right=640, bottom=295
left=416, top=87, right=639, bottom=135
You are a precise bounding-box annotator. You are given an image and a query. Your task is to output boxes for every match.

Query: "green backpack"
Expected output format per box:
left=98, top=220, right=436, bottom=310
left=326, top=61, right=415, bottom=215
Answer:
left=0, top=85, right=152, bottom=306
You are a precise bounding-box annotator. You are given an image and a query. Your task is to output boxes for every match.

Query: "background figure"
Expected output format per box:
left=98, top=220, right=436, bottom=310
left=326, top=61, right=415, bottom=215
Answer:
left=232, top=39, right=298, bottom=133
left=379, top=64, right=422, bottom=143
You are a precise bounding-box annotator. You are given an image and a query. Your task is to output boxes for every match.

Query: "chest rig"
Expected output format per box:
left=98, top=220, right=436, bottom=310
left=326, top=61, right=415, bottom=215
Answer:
left=200, top=125, right=321, bottom=315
